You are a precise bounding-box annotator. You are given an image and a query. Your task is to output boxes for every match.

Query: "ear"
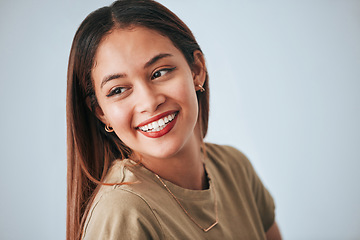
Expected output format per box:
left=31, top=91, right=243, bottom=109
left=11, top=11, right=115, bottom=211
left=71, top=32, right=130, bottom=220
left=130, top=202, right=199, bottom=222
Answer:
left=191, top=50, right=206, bottom=90
left=86, top=96, right=109, bottom=126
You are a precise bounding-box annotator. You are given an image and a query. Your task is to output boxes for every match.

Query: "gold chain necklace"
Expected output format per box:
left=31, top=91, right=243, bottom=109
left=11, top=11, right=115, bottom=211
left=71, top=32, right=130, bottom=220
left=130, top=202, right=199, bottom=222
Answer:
left=155, top=174, right=218, bottom=232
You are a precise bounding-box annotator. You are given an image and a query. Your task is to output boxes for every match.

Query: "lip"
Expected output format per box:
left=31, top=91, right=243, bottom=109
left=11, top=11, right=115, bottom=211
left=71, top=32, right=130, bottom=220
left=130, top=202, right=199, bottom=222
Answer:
left=136, top=111, right=179, bottom=138
left=136, top=110, right=178, bottom=128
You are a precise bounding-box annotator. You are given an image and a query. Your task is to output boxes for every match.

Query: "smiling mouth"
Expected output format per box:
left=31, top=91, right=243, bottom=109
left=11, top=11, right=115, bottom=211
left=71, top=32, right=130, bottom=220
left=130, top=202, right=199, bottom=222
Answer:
left=137, top=112, right=178, bottom=133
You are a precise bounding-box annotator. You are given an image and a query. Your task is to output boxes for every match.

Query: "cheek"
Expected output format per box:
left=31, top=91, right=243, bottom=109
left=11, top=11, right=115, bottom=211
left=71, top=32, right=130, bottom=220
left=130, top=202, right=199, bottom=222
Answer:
left=181, top=82, right=198, bottom=108
left=169, top=76, right=199, bottom=118
left=171, top=72, right=197, bottom=103
left=104, top=104, right=132, bottom=131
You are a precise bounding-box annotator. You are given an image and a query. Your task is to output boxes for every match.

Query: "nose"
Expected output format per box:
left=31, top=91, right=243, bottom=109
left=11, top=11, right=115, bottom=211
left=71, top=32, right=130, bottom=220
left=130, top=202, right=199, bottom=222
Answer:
left=135, top=82, right=166, bottom=113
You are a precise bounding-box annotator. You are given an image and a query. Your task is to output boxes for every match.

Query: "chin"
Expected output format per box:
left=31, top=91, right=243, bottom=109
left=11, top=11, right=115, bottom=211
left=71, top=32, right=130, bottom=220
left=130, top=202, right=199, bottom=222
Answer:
left=146, top=147, right=180, bottom=160
left=140, top=140, right=186, bottom=160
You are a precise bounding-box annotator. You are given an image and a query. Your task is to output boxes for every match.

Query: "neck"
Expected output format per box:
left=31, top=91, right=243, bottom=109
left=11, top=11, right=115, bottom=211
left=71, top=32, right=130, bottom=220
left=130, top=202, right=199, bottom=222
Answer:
left=139, top=135, right=206, bottom=190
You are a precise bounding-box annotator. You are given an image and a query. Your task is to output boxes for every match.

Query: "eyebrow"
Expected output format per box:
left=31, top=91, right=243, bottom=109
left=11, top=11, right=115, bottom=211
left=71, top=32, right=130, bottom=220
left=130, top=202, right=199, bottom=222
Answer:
left=100, top=53, right=173, bottom=89
left=144, top=53, right=173, bottom=69
left=101, top=73, right=127, bottom=89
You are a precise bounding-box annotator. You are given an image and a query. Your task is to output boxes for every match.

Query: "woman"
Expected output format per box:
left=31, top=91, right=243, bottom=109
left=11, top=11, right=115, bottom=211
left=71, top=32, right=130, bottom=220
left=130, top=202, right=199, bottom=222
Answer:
left=67, top=0, right=281, bottom=239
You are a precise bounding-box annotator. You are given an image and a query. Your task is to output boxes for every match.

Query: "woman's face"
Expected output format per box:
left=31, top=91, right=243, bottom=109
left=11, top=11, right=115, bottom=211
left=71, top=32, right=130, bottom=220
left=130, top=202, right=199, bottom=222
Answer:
left=92, top=27, right=205, bottom=160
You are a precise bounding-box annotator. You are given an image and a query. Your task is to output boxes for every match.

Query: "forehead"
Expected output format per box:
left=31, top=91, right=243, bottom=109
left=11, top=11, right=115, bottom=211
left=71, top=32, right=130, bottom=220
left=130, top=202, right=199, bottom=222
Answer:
left=93, top=26, right=181, bottom=70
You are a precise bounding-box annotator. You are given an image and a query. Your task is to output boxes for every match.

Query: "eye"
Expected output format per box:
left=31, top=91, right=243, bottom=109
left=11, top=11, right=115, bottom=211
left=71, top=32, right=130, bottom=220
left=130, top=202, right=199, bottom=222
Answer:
left=106, top=86, right=128, bottom=97
left=151, top=67, right=176, bottom=80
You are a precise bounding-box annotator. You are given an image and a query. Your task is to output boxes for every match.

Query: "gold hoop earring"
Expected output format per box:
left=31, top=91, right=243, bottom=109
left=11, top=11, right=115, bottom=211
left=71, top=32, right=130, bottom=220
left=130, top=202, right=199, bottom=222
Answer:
left=197, top=85, right=205, bottom=92
left=105, top=125, right=114, bottom=132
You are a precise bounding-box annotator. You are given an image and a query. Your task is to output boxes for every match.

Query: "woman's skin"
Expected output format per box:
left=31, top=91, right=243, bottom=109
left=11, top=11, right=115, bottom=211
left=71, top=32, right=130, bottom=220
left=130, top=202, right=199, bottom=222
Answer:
left=91, top=26, right=281, bottom=239
left=92, top=26, right=207, bottom=190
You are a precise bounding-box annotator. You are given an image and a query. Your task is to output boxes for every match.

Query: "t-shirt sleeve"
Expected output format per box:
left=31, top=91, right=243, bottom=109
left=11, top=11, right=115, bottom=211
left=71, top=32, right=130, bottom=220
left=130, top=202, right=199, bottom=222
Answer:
left=82, top=188, right=164, bottom=240
left=245, top=156, right=275, bottom=231
left=225, top=145, right=276, bottom=232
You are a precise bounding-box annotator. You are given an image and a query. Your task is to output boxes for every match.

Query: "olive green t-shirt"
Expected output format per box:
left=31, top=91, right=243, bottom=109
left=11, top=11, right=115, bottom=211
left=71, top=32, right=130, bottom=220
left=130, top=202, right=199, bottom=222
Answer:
left=82, top=143, right=275, bottom=239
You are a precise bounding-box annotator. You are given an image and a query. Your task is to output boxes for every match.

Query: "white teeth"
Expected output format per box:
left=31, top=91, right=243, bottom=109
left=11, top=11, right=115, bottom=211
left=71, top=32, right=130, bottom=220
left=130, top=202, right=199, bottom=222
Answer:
left=158, top=119, right=165, bottom=127
left=146, top=124, right=166, bottom=132
left=152, top=121, right=159, bottom=129
left=138, top=112, right=177, bottom=133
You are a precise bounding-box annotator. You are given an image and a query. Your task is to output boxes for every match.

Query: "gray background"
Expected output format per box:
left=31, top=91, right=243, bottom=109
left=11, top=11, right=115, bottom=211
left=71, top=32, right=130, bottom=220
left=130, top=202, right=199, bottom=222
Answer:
left=1, top=0, right=359, bottom=239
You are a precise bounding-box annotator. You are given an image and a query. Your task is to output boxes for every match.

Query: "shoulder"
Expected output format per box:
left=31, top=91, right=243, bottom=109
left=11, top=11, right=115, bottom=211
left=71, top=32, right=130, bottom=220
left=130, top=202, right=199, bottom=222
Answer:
left=82, top=183, right=164, bottom=239
left=205, top=142, right=253, bottom=174
left=205, top=142, right=275, bottom=231
left=90, top=187, right=156, bottom=216
left=205, top=142, right=248, bottom=161
left=205, top=142, right=267, bottom=187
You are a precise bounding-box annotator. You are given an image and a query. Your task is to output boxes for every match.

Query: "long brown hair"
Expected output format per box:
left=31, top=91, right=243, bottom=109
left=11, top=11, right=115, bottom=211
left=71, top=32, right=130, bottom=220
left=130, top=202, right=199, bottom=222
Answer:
left=66, top=0, right=210, bottom=239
